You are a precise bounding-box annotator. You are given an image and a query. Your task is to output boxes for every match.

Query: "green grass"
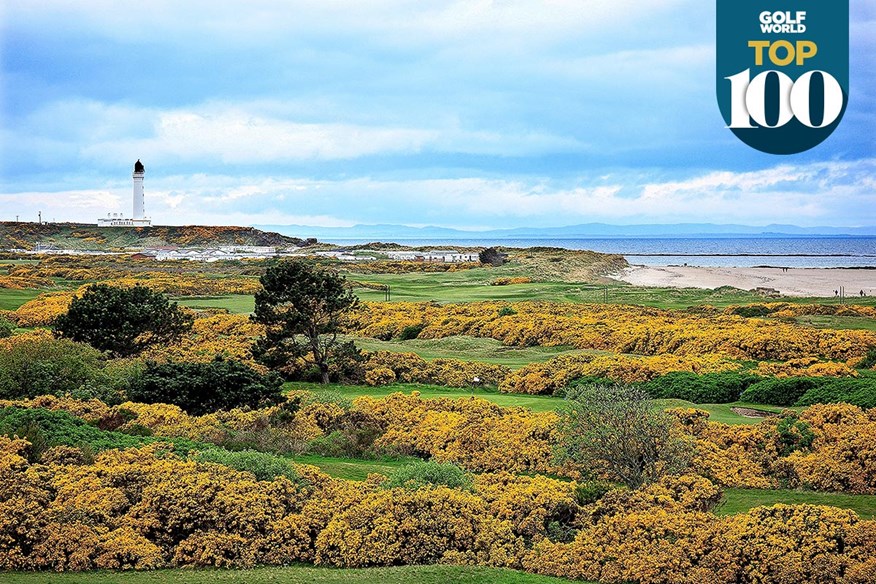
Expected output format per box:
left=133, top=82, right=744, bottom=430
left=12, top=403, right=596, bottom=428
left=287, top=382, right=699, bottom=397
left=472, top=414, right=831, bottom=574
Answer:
left=174, top=294, right=256, bottom=314
left=292, top=454, right=419, bottom=481
left=0, top=259, right=40, bottom=265
left=794, top=314, right=876, bottom=332
left=350, top=335, right=593, bottom=370
left=287, top=382, right=562, bottom=413
left=716, top=488, right=876, bottom=520
left=291, top=382, right=789, bottom=423
left=0, top=288, right=44, bottom=310
left=655, top=400, right=793, bottom=425
left=0, top=565, right=576, bottom=584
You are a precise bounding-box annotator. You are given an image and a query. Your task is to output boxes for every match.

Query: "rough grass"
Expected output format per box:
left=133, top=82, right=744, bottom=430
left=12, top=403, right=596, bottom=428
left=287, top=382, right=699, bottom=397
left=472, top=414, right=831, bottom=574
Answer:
left=793, top=314, right=876, bottom=332
left=349, top=335, right=594, bottom=370
left=0, top=565, right=578, bottom=584
left=716, top=488, right=876, bottom=520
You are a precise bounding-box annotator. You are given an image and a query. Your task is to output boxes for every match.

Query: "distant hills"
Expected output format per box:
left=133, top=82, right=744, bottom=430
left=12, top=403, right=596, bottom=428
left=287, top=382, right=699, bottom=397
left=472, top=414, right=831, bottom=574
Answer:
left=257, top=222, right=876, bottom=240
left=0, top=222, right=308, bottom=251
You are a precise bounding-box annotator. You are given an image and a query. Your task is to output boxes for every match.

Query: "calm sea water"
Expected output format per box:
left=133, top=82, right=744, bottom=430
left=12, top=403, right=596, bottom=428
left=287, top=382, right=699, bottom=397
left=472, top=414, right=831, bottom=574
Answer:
left=323, top=237, right=876, bottom=268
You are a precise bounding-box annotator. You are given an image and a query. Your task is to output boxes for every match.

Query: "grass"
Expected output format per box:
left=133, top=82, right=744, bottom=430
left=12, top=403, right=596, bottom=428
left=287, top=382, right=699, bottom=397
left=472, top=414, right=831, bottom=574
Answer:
left=0, top=566, right=576, bottom=584
left=346, top=269, right=876, bottom=308
left=349, top=335, right=593, bottom=370
left=292, top=454, right=419, bottom=481
left=174, top=294, right=256, bottom=314
left=292, top=382, right=791, bottom=423
left=794, top=314, right=876, bottom=332
left=655, top=400, right=793, bottom=425
left=287, top=381, right=562, bottom=413
left=716, top=488, right=876, bottom=520
left=0, top=288, right=44, bottom=311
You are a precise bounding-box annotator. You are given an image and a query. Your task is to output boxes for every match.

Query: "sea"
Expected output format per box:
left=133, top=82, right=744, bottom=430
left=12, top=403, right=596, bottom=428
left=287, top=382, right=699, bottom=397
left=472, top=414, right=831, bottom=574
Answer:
left=321, top=236, right=876, bottom=269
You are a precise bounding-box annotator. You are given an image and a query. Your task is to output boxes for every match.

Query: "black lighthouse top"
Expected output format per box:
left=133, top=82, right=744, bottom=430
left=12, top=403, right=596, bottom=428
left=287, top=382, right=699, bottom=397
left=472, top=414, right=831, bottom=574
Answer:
left=134, top=159, right=145, bottom=173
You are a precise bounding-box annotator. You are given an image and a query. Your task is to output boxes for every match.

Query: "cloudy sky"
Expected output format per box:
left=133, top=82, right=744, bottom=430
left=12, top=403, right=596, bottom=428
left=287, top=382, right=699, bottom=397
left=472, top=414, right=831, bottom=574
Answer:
left=1, top=1, right=874, bottom=229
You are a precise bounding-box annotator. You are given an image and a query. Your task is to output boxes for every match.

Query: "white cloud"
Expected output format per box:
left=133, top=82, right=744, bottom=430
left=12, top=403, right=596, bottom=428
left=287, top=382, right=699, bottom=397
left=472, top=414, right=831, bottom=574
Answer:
left=4, top=159, right=873, bottom=228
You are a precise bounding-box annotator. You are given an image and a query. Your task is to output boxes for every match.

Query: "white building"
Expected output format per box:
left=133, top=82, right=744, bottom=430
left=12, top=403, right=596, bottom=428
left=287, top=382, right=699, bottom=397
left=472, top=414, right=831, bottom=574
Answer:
left=98, top=160, right=152, bottom=227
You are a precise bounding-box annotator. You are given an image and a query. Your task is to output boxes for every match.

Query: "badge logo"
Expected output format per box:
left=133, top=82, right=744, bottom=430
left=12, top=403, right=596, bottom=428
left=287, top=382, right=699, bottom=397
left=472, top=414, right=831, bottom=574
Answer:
left=716, top=1, right=849, bottom=154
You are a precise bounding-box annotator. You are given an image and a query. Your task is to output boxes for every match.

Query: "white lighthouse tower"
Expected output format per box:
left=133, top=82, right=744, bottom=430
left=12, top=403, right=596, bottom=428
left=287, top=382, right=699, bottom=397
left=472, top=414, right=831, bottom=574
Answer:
left=97, top=160, right=152, bottom=227
left=133, top=159, right=146, bottom=220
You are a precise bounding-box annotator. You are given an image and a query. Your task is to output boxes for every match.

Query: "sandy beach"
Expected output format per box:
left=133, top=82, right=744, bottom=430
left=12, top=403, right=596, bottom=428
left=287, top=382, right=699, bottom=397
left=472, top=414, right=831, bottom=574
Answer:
left=617, top=265, right=876, bottom=298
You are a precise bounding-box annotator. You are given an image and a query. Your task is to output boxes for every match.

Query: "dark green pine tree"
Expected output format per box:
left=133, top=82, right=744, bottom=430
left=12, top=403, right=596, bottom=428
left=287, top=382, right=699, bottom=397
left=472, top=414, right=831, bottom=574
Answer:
left=252, top=260, right=359, bottom=384
left=54, top=284, right=193, bottom=357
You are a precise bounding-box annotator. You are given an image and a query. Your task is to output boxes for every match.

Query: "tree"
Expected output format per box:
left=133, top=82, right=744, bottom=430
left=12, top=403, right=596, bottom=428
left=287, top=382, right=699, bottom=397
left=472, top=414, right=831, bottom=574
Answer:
left=127, top=357, right=284, bottom=415
left=478, top=247, right=506, bottom=266
left=54, top=284, right=193, bottom=357
left=0, top=316, right=14, bottom=338
left=252, top=260, right=358, bottom=384
left=556, top=383, right=692, bottom=489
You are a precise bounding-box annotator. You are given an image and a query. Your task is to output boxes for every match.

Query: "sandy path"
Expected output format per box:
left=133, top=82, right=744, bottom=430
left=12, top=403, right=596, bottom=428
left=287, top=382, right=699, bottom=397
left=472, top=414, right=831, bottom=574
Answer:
left=617, top=265, right=876, bottom=298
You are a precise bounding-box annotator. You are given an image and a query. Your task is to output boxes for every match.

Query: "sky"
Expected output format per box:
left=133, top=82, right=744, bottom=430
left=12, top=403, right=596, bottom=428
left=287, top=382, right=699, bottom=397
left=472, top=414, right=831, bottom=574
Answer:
left=1, top=0, right=874, bottom=230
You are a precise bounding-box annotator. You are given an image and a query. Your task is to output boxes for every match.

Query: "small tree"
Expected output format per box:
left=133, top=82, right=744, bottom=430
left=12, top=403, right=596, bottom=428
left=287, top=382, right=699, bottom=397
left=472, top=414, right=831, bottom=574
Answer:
left=54, top=284, right=192, bottom=357
left=556, top=383, right=692, bottom=489
left=252, top=260, right=358, bottom=384
left=479, top=247, right=506, bottom=266
left=0, top=316, right=14, bottom=338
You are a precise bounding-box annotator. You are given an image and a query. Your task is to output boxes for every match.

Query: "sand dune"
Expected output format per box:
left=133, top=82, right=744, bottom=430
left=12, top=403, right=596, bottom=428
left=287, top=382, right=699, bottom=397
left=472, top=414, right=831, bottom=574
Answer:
left=617, top=265, right=876, bottom=298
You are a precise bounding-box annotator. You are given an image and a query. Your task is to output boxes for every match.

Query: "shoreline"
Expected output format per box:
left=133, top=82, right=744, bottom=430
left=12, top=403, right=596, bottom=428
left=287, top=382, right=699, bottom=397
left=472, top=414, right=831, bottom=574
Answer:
left=616, top=265, right=876, bottom=298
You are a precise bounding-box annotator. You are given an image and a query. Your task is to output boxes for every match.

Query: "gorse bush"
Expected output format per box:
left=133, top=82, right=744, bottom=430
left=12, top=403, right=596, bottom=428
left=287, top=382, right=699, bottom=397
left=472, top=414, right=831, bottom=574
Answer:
left=127, top=357, right=284, bottom=415
left=739, top=377, right=821, bottom=406
left=386, top=460, right=473, bottom=491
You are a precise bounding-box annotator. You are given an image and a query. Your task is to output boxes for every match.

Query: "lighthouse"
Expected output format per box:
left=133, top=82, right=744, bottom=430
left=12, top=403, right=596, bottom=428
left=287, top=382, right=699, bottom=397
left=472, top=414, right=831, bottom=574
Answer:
left=97, top=160, right=152, bottom=227
left=133, top=159, right=146, bottom=220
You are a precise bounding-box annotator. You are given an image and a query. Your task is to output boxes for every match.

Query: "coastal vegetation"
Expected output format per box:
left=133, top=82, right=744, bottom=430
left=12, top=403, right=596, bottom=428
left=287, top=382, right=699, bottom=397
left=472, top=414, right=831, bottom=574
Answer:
left=1, top=246, right=875, bottom=583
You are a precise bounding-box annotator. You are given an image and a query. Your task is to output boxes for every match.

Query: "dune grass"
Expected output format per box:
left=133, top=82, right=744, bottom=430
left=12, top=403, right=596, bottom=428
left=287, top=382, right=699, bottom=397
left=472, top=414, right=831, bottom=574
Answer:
left=0, top=565, right=578, bottom=584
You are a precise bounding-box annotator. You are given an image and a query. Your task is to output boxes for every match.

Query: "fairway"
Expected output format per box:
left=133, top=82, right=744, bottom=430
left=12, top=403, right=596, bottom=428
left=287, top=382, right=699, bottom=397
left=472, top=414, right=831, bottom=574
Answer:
left=0, top=288, right=44, bottom=311
left=174, top=294, right=256, bottom=314
left=350, top=335, right=592, bottom=369
left=794, top=314, right=876, bottom=332
left=288, top=382, right=563, bottom=412
left=0, top=565, right=577, bottom=584
left=291, top=382, right=792, bottom=423
left=716, top=488, right=876, bottom=520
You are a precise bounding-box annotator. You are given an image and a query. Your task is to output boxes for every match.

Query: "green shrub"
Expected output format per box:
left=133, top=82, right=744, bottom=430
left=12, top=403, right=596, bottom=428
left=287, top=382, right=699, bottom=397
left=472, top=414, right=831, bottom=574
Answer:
left=794, top=376, right=876, bottom=409
left=398, top=324, right=425, bottom=340
left=497, top=306, right=517, bottom=317
left=574, top=480, right=612, bottom=505
left=127, top=357, right=284, bottom=416
left=739, top=377, right=821, bottom=406
left=774, top=414, right=815, bottom=456
left=385, top=460, right=473, bottom=491
left=639, top=371, right=761, bottom=403
left=857, top=346, right=876, bottom=370
left=0, top=407, right=205, bottom=456
left=0, top=316, right=14, bottom=338
left=0, top=336, right=118, bottom=400
left=194, top=449, right=301, bottom=482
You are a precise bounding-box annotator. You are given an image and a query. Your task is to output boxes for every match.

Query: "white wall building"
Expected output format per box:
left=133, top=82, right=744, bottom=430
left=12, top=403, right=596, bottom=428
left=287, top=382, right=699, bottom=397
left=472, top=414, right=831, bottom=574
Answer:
left=98, top=160, right=152, bottom=227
